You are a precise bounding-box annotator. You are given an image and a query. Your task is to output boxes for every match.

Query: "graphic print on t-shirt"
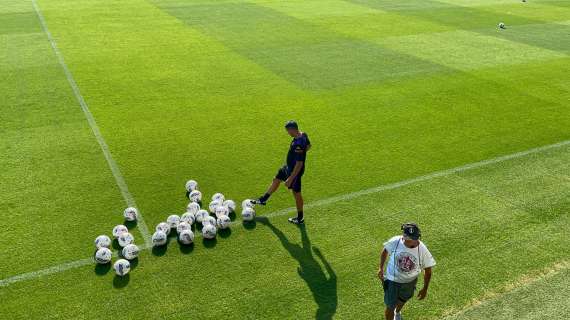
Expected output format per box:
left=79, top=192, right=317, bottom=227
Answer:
left=396, top=251, right=418, bottom=274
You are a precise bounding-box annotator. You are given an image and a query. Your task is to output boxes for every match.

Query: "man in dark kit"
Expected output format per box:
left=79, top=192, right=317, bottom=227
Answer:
left=253, top=120, right=311, bottom=224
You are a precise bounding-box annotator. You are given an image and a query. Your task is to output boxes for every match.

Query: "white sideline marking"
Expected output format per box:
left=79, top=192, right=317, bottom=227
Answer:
left=31, top=0, right=151, bottom=248
left=1, top=139, right=568, bottom=288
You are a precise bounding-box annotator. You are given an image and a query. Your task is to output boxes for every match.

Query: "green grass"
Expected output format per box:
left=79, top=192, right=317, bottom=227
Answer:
left=0, top=0, right=569, bottom=319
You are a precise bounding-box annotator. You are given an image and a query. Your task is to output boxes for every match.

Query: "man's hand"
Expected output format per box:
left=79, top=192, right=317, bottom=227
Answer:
left=417, top=287, right=428, bottom=300
left=285, top=177, right=294, bottom=188
left=377, top=269, right=384, bottom=281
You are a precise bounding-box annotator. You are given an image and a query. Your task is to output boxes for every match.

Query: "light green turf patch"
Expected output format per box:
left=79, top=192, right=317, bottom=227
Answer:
left=347, top=0, right=453, bottom=11
left=477, top=22, right=570, bottom=54
left=258, top=0, right=380, bottom=18
left=0, top=11, right=41, bottom=35
left=448, top=267, right=570, bottom=320
left=377, top=29, right=565, bottom=71
left=477, top=3, right=570, bottom=22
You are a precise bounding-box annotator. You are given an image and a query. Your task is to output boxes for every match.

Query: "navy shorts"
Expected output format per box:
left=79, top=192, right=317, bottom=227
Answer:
left=383, top=279, right=417, bottom=309
left=275, top=166, right=302, bottom=193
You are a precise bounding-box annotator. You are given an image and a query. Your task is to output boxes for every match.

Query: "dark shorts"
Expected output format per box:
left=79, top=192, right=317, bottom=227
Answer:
left=275, top=165, right=302, bottom=193
left=383, top=279, right=417, bottom=309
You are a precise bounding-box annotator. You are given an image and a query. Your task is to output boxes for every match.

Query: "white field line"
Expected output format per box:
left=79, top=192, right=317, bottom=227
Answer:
left=31, top=0, right=151, bottom=248
left=1, top=139, right=568, bottom=288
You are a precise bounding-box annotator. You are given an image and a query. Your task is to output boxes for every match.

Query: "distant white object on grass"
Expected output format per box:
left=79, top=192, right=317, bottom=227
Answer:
left=95, top=247, right=112, bottom=264
left=94, top=235, right=111, bottom=249
left=498, top=22, right=506, bottom=29
left=122, top=244, right=140, bottom=260
left=156, top=222, right=171, bottom=235
left=152, top=231, right=167, bottom=246
left=223, top=200, right=236, bottom=212
left=178, top=229, right=195, bottom=245
left=202, top=224, right=217, bottom=239
left=181, top=212, right=195, bottom=225
left=217, top=215, right=231, bottom=229
left=212, top=193, right=225, bottom=203
left=112, top=225, right=128, bottom=239
left=209, top=200, right=222, bottom=214
left=186, top=202, right=200, bottom=215
left=118, top=232, right=134, bottom=247
left=242, top=208, right=256, bottom=222
left=185, top=180, right=198, bottom=192
left=202, top=216, right=217, bottom=227
left=123, top=207, right=138, bottom=221
left=189, top=190, right=202, bottom=203
left=114, top=259, right=131, bottom=276
left=167, top=214, right=181, bottom=229
left=242, top=199, right=255, bottom=209
left=195, top=210, right=209, bottom=224
left=177, top=221, right=191, bottom=234
left=215, top=205, right=229, bottom=218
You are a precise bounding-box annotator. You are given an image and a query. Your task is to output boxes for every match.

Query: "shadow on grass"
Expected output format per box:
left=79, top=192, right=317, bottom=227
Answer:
left=124, top=220, right=138, bottom=230
left=257, top=216, right=338, bottom=320
left=94, top=263, right=111, bottom=276
left=202, top=237, right=217, bottom=248
left=243, top=220, right=257, bottom=230
left=113, top=274, right=130, bottom=289
left=111, top=239, right=121, bottom=250
left=179, top=242, right=194, bottom=254
left=229, top=211, right=237, bottom=221
left=152, top=243, right=168, bottom=257
left=129, top=258, right=139, bottom=270
left=219, top=228, right=232, bottom=239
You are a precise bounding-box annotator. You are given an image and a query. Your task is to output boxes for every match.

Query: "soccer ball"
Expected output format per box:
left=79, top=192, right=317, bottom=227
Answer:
left=167, top=214, right=181, bottom=229
left=215, top=205, right=229, bottom=218
left=177, top=221, right=191, bottom=234
left=195, top=209, right=209, bottom=224
left=242, top=199, right=255, bottom=209
left=242, top=208, right=256, bottom=222
left=152, top=231, right=167, bottom=246
left=202, top=224, right=217, bottom=239
left=123, top=207, right=138, bottom=221
left=186, top=202, right=200, bottom=215
left=112, top=225, right=128, bottom=238
left=122, top=244, right=140, bottom=260
left=498, top=22, right=505, bottom=29
left=202, top=215, right=217, bottom=227
left=185, top=179, right=198, bottom=192
left=208, top=200, right=222, bottom=214
left=114, top=259, right=131, bottom=276
left=95, top=247, right=112, bottom=264
left=94, top=235, right=111, bottom=249
left=181, top=212, right=195, bottom=225
left=223, top=199, right=236, bottom=212
left=156, top=222, right=171, bottom=235
left=212, top=193, right=225, bottom=202
left=178, top=229, right=195, bottom=245
left=217, top=215, right=231, bottom=229
left=189, top=190, right=202, bottom=203
left=118, top=232, right=134, bottom=247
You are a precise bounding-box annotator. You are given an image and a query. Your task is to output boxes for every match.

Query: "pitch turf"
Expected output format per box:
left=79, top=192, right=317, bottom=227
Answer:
left=0, top=0, right=569, bottom=319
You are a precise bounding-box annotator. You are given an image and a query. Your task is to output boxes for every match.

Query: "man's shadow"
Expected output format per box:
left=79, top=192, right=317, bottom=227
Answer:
left=257, top=217, right=337, bottom=320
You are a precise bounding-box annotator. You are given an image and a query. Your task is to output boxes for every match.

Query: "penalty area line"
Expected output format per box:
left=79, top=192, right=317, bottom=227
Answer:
left=1, top=139, right=568, bottom=288
left=31, top=0, right=151, bottom=247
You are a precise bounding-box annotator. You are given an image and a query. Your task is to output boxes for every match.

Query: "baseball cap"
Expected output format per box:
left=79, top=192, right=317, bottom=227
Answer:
left=401, top=222, right=421, bottom=240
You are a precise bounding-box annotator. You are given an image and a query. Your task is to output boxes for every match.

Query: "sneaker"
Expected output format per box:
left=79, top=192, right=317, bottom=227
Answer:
left=288, top=217, right=304, bottom=224
left=251, top=198, right=267, bottom=206
left=394, top=312, right=402, bottom=320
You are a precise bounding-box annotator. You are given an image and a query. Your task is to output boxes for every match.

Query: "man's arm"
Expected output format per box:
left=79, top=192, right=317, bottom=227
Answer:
left=377, top=248, right=388, bottom=280
left=285, top=161, right=304, bottom=187
left=417, top=267, right=432, bottom=300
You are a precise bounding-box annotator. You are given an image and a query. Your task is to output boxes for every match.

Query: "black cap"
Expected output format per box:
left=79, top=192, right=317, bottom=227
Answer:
left=401, top=222, right=421, bottom=240
left=285, top=120, right=298, bottom=129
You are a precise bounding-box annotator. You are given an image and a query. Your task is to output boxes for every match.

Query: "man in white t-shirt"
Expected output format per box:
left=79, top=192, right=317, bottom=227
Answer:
left=378, top=223, right=436, bottom=320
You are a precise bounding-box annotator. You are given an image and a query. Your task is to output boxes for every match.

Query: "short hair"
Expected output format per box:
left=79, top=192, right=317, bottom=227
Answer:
left=284, top=120, right=298, bottom=129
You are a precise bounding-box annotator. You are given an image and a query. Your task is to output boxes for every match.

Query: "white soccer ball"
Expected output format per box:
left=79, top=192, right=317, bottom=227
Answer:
left=185, top=179, right=198, bottom=192
left=95, top=247, right=112, bottom=264
left=178, top=229, right=195, bottom=245
left=122, top=244, right=140, bottom=260
left=112, top=225, right=128, bottom=238
left=181, top=212, right=195, bottom=225
left=123, top=207, right=138, bottom=221
left=223, top=200, right=236, bottom=212
left=156, top=222, right=171, bottom=235
left=202, top=215, right=217, bottom=227
left=177, top=221, right=191, bottom=234
left=208, top=200, right=222, bottom=214
left=217, top=215, right=231, bottom=229
left=118, top=232, right=134, bottom=247
left=195, top=209, right=209, bottom=224
left=189, top=190, right=202, bottom=203
left=242, top=199, right=255, bottom=209
left=114, top=259, right=131, bottom=276
left=212, top=192, right=225, bottom=203
left=94, top=235, right=111, bottom=249
left=242, top=208, right=256, bottom=221
left=167, top=214, right=181, bottom=229
left=498, top=22, right=505, bottom=29
left=186, top=202, right=200, bottom=215
left=215, top=205, right=229, bottom=218
left=202, top=224, right=217, bottom=239
left=152, top=230, right=168, bottom=246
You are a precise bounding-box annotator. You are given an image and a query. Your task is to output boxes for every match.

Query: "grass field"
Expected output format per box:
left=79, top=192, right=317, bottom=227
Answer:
left=1, top=0, right=569, bottom=319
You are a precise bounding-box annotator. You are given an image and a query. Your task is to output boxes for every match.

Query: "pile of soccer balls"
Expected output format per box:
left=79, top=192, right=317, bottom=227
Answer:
left=93, top=179, right=258, bottom=277
left=94, top=207, right=140, bottom=276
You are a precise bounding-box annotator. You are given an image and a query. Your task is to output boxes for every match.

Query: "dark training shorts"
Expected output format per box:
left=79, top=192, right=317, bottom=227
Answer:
left=383, top=279, right=417, bottom=309
left=275, top=165, right=302, bottom=193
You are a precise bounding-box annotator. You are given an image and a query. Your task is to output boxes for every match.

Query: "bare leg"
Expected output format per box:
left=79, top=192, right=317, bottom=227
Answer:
left=395, top=301, right=405, bottom=313
left=266, top=178, right=281, bottom=195
left=293, top=191, right=303, bottom=212
left=385, top=307, right=395, bottom=320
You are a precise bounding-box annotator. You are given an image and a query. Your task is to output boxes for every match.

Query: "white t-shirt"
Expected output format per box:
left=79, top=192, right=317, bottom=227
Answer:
left=384, top=235, right=436, bottom=283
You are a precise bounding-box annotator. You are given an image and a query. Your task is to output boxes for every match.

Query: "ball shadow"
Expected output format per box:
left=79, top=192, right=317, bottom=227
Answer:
left=218, top=228, right=232, bottom=239
left=179, top=242, right=194, bottom=254
left=124, top=220, right=138, bottom=229
left=202, top=237, right=217, bottom=248
left=152, top=244, right=168, bottom=257
left=111, top=239, right=121, bottom=250
left=243, top=220, right=257, bottom=230
left=129, top=258, right=139, bottom=270
left=94, top=263, right=111, bottom=276
left=228, top=211, right=237, bottom=221
left=113, top=274, right=130, bottom=289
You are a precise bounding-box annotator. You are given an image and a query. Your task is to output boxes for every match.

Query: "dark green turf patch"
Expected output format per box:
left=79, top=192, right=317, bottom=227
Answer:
left=478, top=22, right=570, bottom=54
left=0, top=12, right=41, bottom=35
